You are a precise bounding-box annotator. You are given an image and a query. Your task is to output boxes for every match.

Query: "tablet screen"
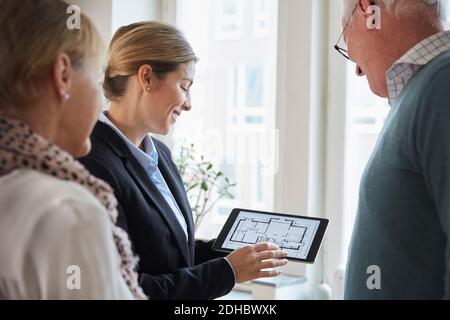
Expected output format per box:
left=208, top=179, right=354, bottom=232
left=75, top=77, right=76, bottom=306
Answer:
left=217, top=210, right=326, bottom=261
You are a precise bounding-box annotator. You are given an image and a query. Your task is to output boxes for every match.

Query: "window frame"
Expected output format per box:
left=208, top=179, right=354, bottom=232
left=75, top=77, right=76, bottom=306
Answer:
left=253, top=0, right=272, bottom=38
left=214, top=0, right=244, bottom=41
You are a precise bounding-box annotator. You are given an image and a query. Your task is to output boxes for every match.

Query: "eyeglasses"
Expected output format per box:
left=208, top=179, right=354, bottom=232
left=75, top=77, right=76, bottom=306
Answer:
left=334, top=4, right=358, bottom=61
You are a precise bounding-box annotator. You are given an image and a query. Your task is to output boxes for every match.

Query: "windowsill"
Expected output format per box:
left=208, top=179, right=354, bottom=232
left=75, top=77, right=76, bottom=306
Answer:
left=217, top=289, right=253, bottom=300
left=219, top=275, right=309, bottom=300
left=252, top=274, right=307, bottom=288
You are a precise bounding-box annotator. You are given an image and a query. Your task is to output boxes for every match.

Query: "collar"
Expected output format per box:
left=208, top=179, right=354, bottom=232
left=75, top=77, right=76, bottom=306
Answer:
left=386, top=30, right=450, bottom=104
left=98, top=112, right=159, bottom=176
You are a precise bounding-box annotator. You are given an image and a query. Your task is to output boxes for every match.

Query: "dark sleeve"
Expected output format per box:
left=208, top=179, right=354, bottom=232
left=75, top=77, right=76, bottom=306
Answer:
left=139, top=257, right=235, bottom=300
left=416, top=67, right=450, bottom=299
left=194, top=239, right=228, bottom=265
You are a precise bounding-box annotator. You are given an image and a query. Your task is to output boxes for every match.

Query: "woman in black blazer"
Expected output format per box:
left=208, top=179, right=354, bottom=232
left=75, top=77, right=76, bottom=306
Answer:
left=80, top=22, right=288, bottom=300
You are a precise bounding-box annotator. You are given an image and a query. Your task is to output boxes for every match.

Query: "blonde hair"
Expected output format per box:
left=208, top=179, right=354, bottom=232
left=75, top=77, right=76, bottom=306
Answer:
left=0, top=0, right=104, bottom=108
left=104, top=21, right=198, bottom=101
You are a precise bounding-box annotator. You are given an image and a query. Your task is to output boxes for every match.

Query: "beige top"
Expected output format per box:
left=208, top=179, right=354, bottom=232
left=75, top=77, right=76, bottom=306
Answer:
left=0, top=169, right=134, bottom=300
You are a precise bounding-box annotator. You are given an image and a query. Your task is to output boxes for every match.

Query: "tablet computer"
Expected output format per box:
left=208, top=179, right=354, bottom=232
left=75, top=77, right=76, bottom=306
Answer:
left=213, top=208, right=329, bottom=264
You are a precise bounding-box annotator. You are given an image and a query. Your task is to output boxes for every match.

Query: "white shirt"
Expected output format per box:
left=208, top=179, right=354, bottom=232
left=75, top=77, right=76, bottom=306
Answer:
left=0, top=169, right=134, bottom=300
left=386, top=30, right=450, bottom=104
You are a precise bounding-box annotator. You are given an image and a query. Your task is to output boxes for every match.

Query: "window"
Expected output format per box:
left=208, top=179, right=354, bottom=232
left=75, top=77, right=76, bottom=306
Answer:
left=230, top=65, right=267, bottom=125
left=253, top=0, right=272, bottom=38
left=174, top=0, right=279, bottom=239
left=244, top=65, right=264, bottom=108
left=215, top=0, right=243, bottom=40
left=342, top=63, right=390, bottom=255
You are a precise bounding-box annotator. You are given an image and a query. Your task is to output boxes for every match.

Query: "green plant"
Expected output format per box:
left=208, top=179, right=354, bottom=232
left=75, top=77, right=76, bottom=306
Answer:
left=175, top=143, right=236, bottom=230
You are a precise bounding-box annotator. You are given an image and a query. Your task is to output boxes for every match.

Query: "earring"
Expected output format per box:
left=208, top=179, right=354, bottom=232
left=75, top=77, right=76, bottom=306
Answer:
left=146, top=87, right=150, bottom=92
left=61, top=92, right=70, bottom=101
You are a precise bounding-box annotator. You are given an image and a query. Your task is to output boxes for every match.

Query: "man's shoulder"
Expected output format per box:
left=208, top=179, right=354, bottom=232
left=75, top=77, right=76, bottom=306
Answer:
left=400, top=50, right=450, bottom=109
left=418, top=50, right=450, bottom=85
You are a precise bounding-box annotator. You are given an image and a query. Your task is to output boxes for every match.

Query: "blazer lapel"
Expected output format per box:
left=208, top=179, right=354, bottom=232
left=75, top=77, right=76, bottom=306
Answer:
left=124, top=155, right=191, bottom=266
left=92, top=122, right=191, bottom=266
left=156, top=147, right=196, bottom=264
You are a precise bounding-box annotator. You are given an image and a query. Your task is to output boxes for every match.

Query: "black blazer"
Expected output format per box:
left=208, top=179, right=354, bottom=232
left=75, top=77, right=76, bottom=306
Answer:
left=79, top=121, right=235, bottom=300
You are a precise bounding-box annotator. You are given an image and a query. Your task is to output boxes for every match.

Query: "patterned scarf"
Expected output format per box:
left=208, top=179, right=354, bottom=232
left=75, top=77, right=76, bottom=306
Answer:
left=0, top=116, right=147, bottom=300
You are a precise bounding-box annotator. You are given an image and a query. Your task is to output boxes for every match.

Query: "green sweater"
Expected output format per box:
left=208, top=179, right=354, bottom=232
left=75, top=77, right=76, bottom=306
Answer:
left=345, top=50, right=450, bottom=300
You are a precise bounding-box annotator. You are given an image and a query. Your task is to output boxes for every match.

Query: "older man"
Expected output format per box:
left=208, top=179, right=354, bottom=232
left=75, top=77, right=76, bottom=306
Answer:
left=340, top=0, right=450, bottom=299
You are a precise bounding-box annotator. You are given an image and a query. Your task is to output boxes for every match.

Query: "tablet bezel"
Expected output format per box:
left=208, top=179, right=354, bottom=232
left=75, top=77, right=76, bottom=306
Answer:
left=212, top=208, right=329, bottom=264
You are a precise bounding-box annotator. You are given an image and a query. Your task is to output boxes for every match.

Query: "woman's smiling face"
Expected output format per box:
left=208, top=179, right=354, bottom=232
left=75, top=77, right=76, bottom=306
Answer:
left=138, top=61, right=196, bottom=135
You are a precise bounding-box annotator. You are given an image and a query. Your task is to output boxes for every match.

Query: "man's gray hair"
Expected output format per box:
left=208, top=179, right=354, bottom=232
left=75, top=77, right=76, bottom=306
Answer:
left=342, top=0, right=448, bottom=21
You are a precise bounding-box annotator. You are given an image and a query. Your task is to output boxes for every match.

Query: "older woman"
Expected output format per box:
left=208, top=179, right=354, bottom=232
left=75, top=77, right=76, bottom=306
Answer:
left=0, top=0, right=145, bottom=299
left=80, top=21, right=289, bottom=300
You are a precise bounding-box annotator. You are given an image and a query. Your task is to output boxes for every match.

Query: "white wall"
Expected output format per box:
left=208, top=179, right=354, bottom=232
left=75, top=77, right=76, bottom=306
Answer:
left=112, top=0, right=161, bottom=35
left=68, top=0, right=162, bottom=42
left=68, top=0, right=113, bottom=43
left=274, top=0, right=313, bottom=280
left=323, top=0, right=349, bottom=300
left=274, top=0, right=348, bottom=299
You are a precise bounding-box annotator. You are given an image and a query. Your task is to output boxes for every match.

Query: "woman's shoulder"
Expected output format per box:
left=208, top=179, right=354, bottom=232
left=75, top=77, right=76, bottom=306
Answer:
left=88, top=121, right=129, bottom=160
left=0, top=168, right=98, bottom=197
left=0, top=170, right=128, bottom=299
left=0, top=169, right=106, bottom=222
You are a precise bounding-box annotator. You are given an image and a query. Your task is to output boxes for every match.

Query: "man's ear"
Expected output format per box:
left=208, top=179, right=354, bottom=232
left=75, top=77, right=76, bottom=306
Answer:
left=359, top=0, right=374, bottom=13
left=137, top=64, right=154, bottom=93
left=360, top=0, right=382, bottom=30
left=53, top=53, right=72, bottom=102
